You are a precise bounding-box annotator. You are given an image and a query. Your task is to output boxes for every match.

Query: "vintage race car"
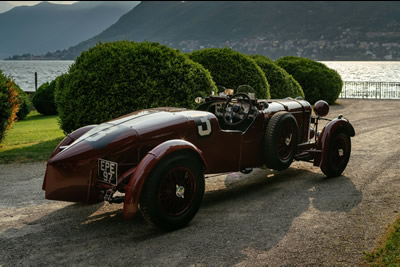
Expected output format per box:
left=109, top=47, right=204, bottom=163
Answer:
left=42, top=86, right=355, bottom=230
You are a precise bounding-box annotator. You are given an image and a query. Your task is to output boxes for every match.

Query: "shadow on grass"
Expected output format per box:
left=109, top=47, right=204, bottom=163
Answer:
left=24, top=112, right=59, bottom=122
left=0, top=137, right=64, bottom=164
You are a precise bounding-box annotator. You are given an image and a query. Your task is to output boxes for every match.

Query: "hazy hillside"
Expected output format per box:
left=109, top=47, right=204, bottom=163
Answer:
left=0, top=2, right=14, bottom=14
left=0, top=1, right=139, bottom=59
left=11, top=1, right=400, bottom=60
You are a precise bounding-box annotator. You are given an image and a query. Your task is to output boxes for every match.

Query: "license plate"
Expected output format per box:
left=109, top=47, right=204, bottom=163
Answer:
left=98, top=159, right=118, bottom=185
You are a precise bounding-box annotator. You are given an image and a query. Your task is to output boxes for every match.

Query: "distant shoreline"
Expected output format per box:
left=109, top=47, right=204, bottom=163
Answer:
left=2, top=59, right=75, bottom=61
left=3, top=58, right=400, bottom=62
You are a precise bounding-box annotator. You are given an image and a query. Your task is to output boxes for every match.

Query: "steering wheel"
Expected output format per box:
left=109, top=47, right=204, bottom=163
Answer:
left=222, top=93, right=252, bottom=126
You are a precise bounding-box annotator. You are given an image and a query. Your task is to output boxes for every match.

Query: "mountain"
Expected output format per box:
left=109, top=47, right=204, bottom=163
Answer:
left=0, top=1, right=140, bottom=59
left=11, top=1, right=400, bottom=60
left=0, top=2, right=14, bottom=14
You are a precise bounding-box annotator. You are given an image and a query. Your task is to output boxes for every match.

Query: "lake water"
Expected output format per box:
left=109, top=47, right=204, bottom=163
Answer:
left=0, top=60, right=400, bottom=93
left=321, top=61, right=400, bottom=83
left=0, top=60, right=74, bottom=92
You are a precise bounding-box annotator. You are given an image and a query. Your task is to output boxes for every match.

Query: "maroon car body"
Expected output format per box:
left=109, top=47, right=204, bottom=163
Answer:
left=42, top=91, right=355, bottom=230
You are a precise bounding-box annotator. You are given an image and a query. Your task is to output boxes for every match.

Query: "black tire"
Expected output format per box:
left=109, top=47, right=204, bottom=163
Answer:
left=321, top=131, right=351, bottom=178
left=264, top=111, right=298, bottom=171
left=140, top=152, right=205, bottom=231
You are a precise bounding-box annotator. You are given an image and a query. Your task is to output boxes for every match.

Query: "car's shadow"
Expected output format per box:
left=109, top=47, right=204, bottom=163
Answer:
left=0, top=166, right=362, bottom=265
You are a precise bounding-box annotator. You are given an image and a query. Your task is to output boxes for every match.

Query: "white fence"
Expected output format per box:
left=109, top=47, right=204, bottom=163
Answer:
left=340, top=81, right=400, bottom=99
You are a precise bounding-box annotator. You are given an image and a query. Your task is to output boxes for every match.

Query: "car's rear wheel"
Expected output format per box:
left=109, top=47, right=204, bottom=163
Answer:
left=321, top=131, right=351, bottom=178
left=264, top=111, right=298, bottom=171
left=140, top=152, right=205, bottom=231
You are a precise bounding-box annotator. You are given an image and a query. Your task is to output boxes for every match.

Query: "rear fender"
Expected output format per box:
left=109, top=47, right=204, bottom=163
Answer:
left=122, top=139, right=207, bottom=220
left=314, top=118, right=355, bottom=167
left=49, top=125, right=98, bottom=158
left=43, top=125, right=97, bottom=191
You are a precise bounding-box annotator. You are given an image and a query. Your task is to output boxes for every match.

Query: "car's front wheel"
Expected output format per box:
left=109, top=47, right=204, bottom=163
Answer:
left=140, top=152, right=205, bottom=231
left=321, top=131, right=351, bottom=178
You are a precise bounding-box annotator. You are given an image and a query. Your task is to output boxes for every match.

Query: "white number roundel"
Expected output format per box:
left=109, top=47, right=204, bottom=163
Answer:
left=197, top=118, right=212, bottom=136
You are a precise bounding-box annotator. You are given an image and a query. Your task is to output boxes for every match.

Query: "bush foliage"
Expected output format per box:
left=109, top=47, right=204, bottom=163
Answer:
left=275, top=56, right=343, bottom=104
left=15, top=87, right=31, bottom=121
left=250, top=55, right=304, bottom=99
left=0, top=70, right=20, bottom=143
left=189, top=48, right=270, bottom=99
left=56, top=41, right=217, bottom=133
left=32, top=80, right=58, bottom=116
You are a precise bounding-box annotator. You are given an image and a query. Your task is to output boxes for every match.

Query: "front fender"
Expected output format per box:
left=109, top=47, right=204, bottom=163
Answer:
left=122, top=139, right=207, bottom=220
left=315, top=118, right=355, bottom=167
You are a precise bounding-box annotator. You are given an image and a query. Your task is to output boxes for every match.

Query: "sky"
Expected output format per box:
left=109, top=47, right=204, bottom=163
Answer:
left=8, top=1, right=77, bottom=6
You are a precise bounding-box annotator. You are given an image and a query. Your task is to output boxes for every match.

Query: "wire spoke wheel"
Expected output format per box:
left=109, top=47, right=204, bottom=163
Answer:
left=321, top=131, right=351, bottom=177
left=330, top=135, right=347, bottom=170
left=140, top=152, right=205, bottom=231
left=158, top=167, right=196, bottom=216
left=277, top=123, right=296, bottom=161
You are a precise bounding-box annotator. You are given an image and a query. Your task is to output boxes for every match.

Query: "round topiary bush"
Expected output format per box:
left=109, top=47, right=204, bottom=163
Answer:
left=275, top=56, right=343, bottom=104
left=0, top=70, right=20, bottom=143
left=188, top=48, right=270, bottom=99
left=55, top=73, right=68, bottom=95
left=56, top=41, right=217, bottom=133
left=250, top=55, right=304, bottom=99
left=54, top=73, right=68, bottom=111
left=15, top=87, right=31, bottom=121
left=32, top=80, right=57, bottom=116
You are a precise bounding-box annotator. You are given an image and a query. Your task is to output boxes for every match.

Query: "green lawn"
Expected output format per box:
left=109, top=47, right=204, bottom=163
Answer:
left=0, top=111, right=65, bottom=163
left=365, top=215, right=400, bottom=266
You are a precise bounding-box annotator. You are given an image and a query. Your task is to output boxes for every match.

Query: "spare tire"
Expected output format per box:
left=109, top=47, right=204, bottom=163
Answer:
left=264, top=111, right=298, bottom=171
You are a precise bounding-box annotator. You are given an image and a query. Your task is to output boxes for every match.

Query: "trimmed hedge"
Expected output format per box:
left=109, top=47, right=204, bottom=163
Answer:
left=0, top=70, right=20, bottom=143
left=250, top=55, right=304, bottom=99
left=55, top=73, right=68, bottom=97
left=275, top=56, right=343, bottom=104
left=32, top=80, right=58, bottom=116
left=56, top=41, right=217, bottom=133
left=15, top=87, right=31, bottom=121
left=54, top=73, right=68, bottom=115
left=189, top=48, right=270, bottom=99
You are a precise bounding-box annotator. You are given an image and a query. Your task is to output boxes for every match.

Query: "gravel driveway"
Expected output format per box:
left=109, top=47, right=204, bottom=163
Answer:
left=1, top=99, right=400, bottom=266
